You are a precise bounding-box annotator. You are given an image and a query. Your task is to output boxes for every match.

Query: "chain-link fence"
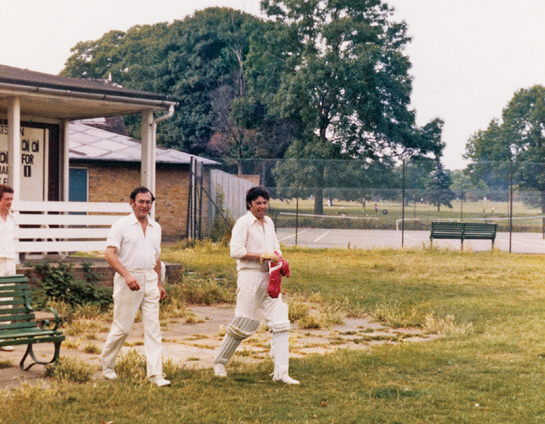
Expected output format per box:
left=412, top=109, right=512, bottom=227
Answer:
left=187, top=159, right=545, bottom=248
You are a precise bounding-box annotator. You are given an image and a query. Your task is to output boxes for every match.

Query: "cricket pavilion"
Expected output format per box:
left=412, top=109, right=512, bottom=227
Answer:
left=0, top=64, right=178, bottom=260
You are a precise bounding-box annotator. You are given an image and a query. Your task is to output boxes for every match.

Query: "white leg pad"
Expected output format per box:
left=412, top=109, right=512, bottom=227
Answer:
left=214, top=317, right=260, bottom=365
left=272, top=331, right=299, bottom=384
left=271, top=302, right=291, bottom=334
left=270, top=303, right=299, bottom=384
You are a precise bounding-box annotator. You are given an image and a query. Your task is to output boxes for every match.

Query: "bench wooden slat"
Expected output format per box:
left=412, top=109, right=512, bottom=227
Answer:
left=0, top=329, right=64, bottom=339
left=0, top=314, right=37, bottom=323
left=0, top=290, right=32, bottom=296
left=0, top=302, right=30, bottom=309
left=0, top=276, right=28, bottom=284
left=0, top=335, right=65, bottom=347
left=0, top=284, right=32, bottom=291
left=0, top=306, right=32, bottom=314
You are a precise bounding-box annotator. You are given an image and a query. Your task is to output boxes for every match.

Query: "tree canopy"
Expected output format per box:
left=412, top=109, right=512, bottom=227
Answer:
left=465, top=85, right=545, bottom=210
left=258, top=0, right=444, bottom=160
left=61, top=3, right=445, bottom=209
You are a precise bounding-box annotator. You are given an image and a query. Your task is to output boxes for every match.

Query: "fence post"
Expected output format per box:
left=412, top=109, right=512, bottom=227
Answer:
left=186, top=157, right=194, bottom=239
left=295, top=186, right=299, bottom=247
left=509, top=159, right=513, bottom=253
left=402, top=158, right=405, bottom=247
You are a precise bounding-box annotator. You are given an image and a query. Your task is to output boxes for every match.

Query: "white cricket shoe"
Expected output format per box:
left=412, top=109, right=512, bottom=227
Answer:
left=150, top=375, right=171, bottom=387
left=273, top=373, right=300, bottom=385
left=214, top=363, right=227, bottom=377
left=103, top=369, right=117, bottom=380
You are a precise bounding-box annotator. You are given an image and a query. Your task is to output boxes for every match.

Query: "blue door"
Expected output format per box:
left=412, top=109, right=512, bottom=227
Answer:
left=69, top=168, right=88, bottom=202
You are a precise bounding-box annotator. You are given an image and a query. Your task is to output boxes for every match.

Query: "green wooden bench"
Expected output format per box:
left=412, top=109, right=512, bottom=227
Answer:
left=0, top=275, right=65, bottom=370
left=430, top=222, right=497, bottom=250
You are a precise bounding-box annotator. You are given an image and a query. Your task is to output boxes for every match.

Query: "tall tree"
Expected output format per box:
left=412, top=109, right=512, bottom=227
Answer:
left=259, top=0, right=444, bottom=214
left=426, top=161, right=455, bottom=212
left=61, top=8, right=282, bottom=158
left=465, top=85, right=545, bottom=210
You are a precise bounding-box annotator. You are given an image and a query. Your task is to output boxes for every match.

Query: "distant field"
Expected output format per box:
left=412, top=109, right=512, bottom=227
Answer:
left=269, top=198, right=545, bottom=231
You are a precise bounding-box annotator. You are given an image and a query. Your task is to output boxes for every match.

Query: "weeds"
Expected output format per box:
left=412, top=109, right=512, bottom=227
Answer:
left=167, top=277, right=235, bottom=305
left=0, top=359, right=13, bottom=369
left=45, top=356, right=94, bottom=383
left=83, top=343, right=102, bottom=354
left=287, top=295, right=346, bottom=329
left=372, top=301, right=423, bottom=328
left=115, top=349, right=147, bottom=380
left=423, top=313, right=474, bottom=336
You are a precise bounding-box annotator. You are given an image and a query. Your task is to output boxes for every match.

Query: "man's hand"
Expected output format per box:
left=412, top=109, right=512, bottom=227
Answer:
left=124, top=273, right=140, bottom=291
left=158, top=284, right=167, bottom=300
left=260, top=252, right=279, bottom=264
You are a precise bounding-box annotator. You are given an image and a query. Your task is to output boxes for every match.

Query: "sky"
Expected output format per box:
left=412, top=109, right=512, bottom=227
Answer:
left=1, top=0, right=544, bottom=170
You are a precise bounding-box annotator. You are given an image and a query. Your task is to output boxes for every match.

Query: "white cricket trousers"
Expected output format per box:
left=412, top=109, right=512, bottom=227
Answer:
left=0, top=258, right=16, bottom=276
left=100, top=270, right=163, bottom=378
left=0, top=258, right=16, bottom=316
left=235, top=269, right=284, bottom=324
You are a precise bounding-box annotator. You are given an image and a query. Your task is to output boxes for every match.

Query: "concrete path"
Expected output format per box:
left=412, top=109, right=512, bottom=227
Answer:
left=0, top=304, right=433, bottom=390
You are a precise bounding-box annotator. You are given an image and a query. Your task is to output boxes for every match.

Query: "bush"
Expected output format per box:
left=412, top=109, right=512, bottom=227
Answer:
left=30, top=262, right=112, bottom=309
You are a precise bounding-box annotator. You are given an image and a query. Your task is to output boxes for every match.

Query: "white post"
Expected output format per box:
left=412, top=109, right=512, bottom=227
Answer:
left=7, top=97, right=21, bottom=202
left=62, top=119, right=70, bottom=201
left=141, top=109, right=155, bottom=218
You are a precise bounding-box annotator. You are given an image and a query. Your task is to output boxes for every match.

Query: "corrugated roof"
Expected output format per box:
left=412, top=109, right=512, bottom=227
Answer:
left=69, top=122, right=219, bottom=166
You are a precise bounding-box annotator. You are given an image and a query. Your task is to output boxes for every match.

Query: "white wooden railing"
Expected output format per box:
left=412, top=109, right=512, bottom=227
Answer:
left=13, top=201, right=132, bottom=254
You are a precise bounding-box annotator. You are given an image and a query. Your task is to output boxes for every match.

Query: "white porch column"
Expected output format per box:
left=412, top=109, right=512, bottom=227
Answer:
left=7, top=97, right=21, bottom=202
left=141, top=109, right=155, bottom=217
left=62, top=119, right=70, bottom=201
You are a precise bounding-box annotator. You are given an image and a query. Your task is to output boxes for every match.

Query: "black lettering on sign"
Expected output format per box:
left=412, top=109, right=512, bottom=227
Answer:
left=0, top=152, right=7, bottom=163
left=1, top=178, right=6, bottom=184
left=32, top=141, right=39, bottom=152
left=21, top=154, right=34, bottom=165
left=22, top=139, right=29, bottom=151
left=0, top=125, right=7, bottom=135
left=0, top=166, right=7, bottom=174
left=24, top=165, right=31, bottom=177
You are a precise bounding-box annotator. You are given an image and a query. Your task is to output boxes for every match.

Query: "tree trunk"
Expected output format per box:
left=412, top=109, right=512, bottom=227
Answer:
left=313, top=162, right=324, bottom=215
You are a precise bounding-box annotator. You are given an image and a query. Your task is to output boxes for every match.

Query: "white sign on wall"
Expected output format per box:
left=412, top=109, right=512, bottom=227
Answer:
left=0, top=124, right=47, bottom=201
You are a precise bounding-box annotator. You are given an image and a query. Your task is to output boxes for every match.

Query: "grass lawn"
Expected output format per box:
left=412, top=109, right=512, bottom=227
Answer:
left=2, top=244, right=545, bottom=423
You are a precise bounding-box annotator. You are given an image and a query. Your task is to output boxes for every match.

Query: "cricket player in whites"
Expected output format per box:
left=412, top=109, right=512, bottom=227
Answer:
left=213, top=186, right=299, bottom=384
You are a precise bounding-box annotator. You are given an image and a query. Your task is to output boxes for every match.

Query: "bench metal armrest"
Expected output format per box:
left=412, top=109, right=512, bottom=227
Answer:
left=33, top=307, right=62, bottom=331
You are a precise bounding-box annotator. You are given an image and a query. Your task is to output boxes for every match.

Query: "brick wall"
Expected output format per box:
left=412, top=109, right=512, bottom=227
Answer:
left=74, top=161, right=190, bottom=239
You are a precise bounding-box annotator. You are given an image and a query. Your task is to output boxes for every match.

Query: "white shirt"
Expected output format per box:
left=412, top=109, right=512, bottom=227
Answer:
left=0, top=211, right=16, bottom=259
left=230, top=211, right=281, bottom=271
left=106, top=213, right=161, bottom=272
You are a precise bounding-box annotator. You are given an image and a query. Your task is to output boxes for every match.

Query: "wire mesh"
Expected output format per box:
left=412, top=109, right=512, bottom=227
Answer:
left=189, top=159, right=545, bottom=245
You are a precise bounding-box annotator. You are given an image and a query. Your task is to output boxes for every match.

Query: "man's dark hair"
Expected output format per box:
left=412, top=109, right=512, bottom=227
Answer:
left=130, top=186, right=155, bottom=202
left=0, top=184, right=14, bottom=201
left=246, top=186, right=270, bottom=210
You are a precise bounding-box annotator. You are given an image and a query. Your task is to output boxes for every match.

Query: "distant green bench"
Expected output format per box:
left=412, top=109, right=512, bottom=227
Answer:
left=0, top=275, right=65, bottom=370
left=430, top=222, right=497, bottom=250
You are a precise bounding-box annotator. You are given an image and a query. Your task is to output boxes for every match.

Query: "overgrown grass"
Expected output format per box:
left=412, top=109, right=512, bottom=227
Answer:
left=44, top=356, right=94, bottom=383
left=4, top=245, right=545, bottom=422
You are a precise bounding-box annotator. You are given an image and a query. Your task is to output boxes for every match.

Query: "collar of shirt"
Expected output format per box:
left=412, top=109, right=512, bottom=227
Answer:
left=128, top=212, right=158, bottom=228
left=244, top=210, right=270, bottom=226
left=0, top=210, right=14, bottom=223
